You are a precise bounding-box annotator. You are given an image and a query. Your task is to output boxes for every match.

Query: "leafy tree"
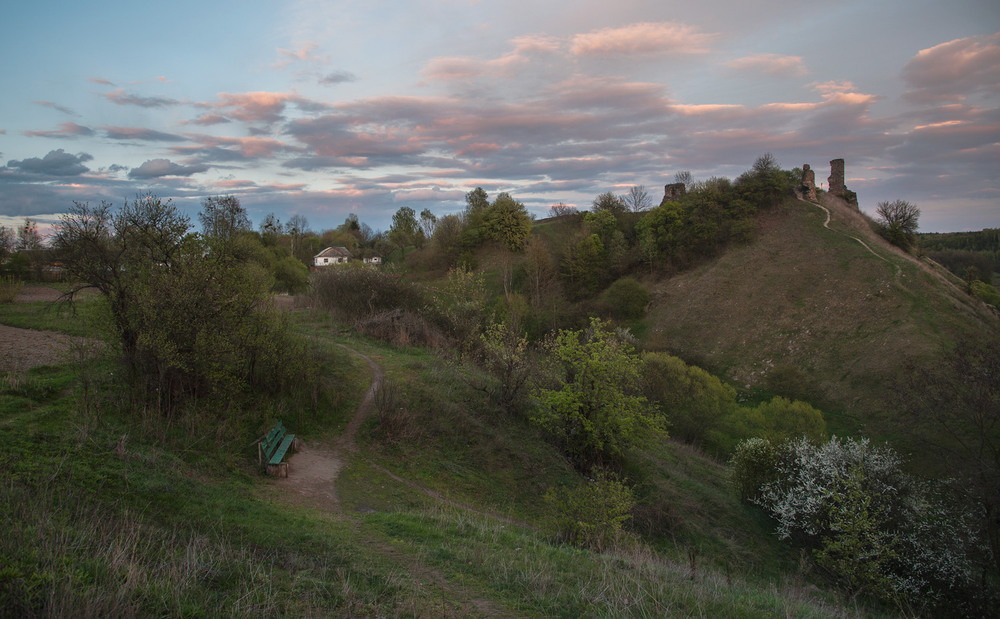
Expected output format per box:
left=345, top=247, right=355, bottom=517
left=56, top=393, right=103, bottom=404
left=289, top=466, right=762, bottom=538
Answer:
left=561, top=233, right=606, bottom=297
left=54, top=195, right=304, bottom=410
left=473, top=321, right=533, bottom=415
left=284, top=213, right=310, bottom=261
left=389, top=206, right=419, bottom=256
left=752, top=436, right=986, bottom=611
left=482, top=193, right=532, bottom=251
left=896, top=336, right=1000, bottom=573
left=259, top=212, right=282, bottom=246
left=430, top=214, right=463, bottom=268
left=199, top=195, right=250, bottom=242
left=532, top=318, right=658, bottom=467
left=875, top=199, right=921, bottom=249
left=601, top=277, right=649, bottom=319
left=464, top=187, right=490, bottom=221
left=592, top=191, right=627, bottom=217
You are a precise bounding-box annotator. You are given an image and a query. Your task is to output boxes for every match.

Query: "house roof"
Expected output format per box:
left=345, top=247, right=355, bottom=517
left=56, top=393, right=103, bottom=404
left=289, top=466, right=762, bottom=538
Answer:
left=315, top=246, right=351, bottom=259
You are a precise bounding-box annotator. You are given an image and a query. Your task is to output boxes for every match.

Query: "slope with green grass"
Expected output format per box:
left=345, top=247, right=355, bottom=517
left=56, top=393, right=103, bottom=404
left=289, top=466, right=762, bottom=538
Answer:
left=642, top=194, right=998, bottom=436
left=1, top=294, right=881, bottom=617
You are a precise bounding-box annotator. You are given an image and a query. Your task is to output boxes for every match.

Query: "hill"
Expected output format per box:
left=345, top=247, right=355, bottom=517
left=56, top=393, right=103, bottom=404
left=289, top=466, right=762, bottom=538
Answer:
left=641, top=192, right=999, bottom=438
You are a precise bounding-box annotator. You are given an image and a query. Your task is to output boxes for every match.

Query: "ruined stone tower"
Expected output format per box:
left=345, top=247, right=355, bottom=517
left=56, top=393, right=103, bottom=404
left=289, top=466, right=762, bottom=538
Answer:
left=662, top=182, right=686, bottom=203
left=827, top=158, right=858, bottom=208
left=801, top=164, right=817, bottom=201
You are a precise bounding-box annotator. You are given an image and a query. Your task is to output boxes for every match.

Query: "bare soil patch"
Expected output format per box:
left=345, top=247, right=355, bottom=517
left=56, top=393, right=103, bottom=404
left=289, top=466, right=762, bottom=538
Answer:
left=0, top=324, right=92, bottom=373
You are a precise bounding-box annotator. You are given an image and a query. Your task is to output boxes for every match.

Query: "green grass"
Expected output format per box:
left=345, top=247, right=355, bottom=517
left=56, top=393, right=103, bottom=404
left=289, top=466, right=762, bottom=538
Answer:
left=1, top=294, right=890, bottom=617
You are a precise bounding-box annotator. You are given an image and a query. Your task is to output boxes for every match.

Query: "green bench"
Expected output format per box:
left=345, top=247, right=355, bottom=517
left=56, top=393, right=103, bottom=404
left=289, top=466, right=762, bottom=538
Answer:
left=259, top=421, right=296, bottom=477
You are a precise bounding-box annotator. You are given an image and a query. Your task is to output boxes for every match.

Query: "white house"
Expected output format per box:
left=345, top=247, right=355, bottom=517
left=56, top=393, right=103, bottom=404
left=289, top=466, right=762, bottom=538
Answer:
left=313, top=246, right=351, bottom=266
left=363, top=256, right=382, bottom=264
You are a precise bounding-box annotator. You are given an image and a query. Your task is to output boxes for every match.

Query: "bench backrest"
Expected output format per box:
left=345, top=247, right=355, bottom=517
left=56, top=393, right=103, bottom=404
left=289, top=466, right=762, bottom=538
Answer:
left=262, top=422, right=286, bottom=461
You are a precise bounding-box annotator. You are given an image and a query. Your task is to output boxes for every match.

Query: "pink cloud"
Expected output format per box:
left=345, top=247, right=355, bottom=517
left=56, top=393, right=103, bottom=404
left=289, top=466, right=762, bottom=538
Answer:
left=570, top=22, right=716, bottom=57
left=902, top=31, right=1000, bottom=103
left=103, top=88, right=180, bottom=108
left=422, top=34, right=561, bottom=82
left=726, top=53, right=807, bottom=77
left=273, top=41, right=328, bottom=70
left=208, top=91, right=315, bottom=124
left=23, top=122, right=94, bottom=138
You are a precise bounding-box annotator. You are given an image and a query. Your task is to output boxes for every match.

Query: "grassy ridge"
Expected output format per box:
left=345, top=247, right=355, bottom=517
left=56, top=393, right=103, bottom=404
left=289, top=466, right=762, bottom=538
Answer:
left=642, top=196, right=998, bottom=437
left=0, top=296, right=876, bottom=617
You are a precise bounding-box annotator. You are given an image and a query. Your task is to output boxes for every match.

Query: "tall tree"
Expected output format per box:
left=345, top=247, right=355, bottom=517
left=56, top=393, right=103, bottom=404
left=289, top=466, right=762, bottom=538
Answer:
left=389, top=206, right=419, bottom=256
left=16, top=218, right=43, bottom=251
left=623, top=185, right=652, bottom=213
left=483, top=193, right=531, bottom=251
left=199, top=195, right=250, bottom=242
left=592, top=191, right=627, bottom=217
left=420, top=208, right=437, bottom=239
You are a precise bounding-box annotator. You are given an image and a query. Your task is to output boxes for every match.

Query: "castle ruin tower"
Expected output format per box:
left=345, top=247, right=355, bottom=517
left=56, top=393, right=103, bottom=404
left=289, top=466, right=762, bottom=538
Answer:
left=827, top=158, right=858, bottom=208
left=801, top=164, right=817, bottom=201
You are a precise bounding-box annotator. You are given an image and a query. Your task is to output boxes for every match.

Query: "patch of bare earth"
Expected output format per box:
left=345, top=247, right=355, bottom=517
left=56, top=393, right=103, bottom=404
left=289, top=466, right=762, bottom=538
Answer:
left=0, top=286, right=98, bottom=372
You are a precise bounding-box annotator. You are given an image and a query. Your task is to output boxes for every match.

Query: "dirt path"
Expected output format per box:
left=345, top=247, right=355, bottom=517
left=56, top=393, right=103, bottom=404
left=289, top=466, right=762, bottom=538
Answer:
left=275, top=342, right=510, bottom=616
left=276, top=344, right=382, bottom=511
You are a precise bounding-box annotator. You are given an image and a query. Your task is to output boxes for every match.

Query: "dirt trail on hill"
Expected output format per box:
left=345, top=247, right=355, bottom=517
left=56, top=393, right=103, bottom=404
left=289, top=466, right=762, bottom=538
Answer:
left=274, top=342, right=511, bottom=616
left=276, top=344, right=382, bottom=511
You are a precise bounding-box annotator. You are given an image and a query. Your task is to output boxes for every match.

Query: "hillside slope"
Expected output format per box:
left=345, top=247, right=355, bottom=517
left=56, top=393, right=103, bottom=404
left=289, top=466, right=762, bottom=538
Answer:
left=643, top=193, right=998, bottom=434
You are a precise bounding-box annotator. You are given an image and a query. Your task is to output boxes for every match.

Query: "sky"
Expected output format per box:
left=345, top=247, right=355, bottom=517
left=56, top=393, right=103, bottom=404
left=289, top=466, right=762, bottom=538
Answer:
left=1, top=0, right=998, bottom=238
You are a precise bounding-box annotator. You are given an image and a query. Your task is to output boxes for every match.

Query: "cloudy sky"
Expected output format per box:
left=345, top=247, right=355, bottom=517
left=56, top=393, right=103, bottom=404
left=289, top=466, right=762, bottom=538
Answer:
left=1, top=0, right=997, bottom=237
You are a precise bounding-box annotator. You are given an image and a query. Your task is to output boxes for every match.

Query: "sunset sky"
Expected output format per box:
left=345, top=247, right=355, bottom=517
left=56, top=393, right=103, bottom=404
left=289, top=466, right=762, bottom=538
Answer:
left=1, top=0, right=997, bottom=237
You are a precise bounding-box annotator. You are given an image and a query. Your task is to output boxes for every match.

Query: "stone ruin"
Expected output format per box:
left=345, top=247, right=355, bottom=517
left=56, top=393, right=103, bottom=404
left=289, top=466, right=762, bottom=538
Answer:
left=799, top=158, right=858, bottom=208
left=826, top=158, right=858, bottom=208
left=662, top=182, right=686, bottom=203
left=801, top=164, right=817, bottom=201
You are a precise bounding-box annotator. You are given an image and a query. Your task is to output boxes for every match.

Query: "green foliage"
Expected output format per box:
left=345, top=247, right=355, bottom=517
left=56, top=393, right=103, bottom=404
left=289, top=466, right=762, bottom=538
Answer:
left=474, top=321, right=533, bottom=415
left=561, top=233, right=607, bottom=297
left=601, top=277, right=649, bottom=319
left=53, top=196, right=310, bottom=412
left=970, top=279, right=1000, bottom=309
left=0, top=274, right=24, bottom=303
left=310, top=263, right=425, bottom=322
left=532, top=318, right=659, bottom=467
left=736, top=397, right=826, bottom=445
left=545, top=469, right=635, bottom=551
left=482, top=192, right=532, bottom=252
left=753, top=436, right=990, bottom=612
left=729, top=438, right=780, bottom=503
left=642, top=351, right=738, bottom=447
left=874, top=199, right=921, bottom=250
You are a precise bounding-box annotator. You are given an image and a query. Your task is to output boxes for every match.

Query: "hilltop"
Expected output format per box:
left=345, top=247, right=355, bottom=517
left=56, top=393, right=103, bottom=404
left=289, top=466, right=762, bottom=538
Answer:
left=641, top=192, right=998, bottom=437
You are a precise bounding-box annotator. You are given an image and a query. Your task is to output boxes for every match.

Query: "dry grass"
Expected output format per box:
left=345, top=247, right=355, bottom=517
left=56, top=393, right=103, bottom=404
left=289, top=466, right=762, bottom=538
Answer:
left=643, top=197, right=999, bottom=432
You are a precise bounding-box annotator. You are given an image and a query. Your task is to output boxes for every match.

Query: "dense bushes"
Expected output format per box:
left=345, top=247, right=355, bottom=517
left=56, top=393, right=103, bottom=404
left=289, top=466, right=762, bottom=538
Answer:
left=642, top=352, right=825, bottom=456
left=733, top=436, right=991, bottom=613
left=54, top=196, right=311, bottom=412
left=310, top=263, right=425, bottom=322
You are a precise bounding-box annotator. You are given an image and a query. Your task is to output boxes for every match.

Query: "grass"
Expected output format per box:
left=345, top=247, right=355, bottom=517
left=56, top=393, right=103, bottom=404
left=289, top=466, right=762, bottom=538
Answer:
left=1, top=288, right=892, bottom=617
left=641, top=196, right=999, bottom=443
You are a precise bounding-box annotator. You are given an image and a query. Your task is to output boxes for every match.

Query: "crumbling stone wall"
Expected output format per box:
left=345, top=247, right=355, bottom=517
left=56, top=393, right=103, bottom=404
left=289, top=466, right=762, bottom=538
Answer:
left=662, top=182, right=686, bottom=204
left=801, top=164, right=817, bottom=201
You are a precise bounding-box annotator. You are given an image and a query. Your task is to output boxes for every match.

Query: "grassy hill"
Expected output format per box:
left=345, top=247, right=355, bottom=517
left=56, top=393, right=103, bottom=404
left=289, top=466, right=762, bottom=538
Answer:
left=1, top=291, right=883, bottom=617
left=641, top=193, right=999, bottom=438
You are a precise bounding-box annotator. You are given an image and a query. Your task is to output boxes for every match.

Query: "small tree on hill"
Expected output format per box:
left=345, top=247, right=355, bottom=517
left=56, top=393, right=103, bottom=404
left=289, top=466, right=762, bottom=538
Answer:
left=875, top=199, right=920, bottom=249
left=532, top=318, right=661, bottom=468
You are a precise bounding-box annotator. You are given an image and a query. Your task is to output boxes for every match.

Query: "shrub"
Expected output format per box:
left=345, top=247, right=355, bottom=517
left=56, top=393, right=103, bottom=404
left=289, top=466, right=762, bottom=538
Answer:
left=545, top=469, right=636, bottom=551
left=0, top=275, right=23, bottom=303
left=752, top=436, right=986, bottom=611
left=310, top=263, right=424, bottom=321
left=602, top=277, right=649, bottom=319
left=729, top=438, right=780, bottom=503
left=970, top=280, right=1000, bottom=309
